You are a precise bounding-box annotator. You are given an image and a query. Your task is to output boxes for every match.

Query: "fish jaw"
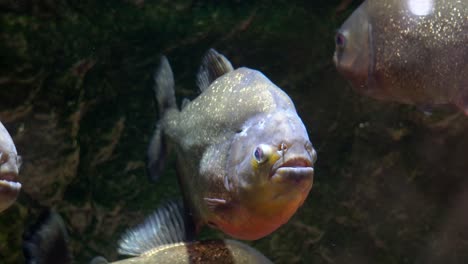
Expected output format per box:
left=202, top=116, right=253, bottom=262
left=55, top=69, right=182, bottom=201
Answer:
left=0, top=155, right=22, bottom=212
left=213, top=175, right=313, bottom=240
left=0, top=173, right=21, bottom=212
left=212, top=157, right=314, bottom=240
left=272, top=166, right=314, bottom=185
left=270, top=157, right=314, bottom=206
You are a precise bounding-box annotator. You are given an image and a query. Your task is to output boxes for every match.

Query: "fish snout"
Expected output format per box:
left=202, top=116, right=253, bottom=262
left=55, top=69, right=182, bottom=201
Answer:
left=268, top=140, right=315, bottom=186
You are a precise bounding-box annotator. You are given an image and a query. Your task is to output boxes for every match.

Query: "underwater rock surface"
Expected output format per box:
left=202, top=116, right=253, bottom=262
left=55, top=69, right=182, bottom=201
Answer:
left=1, top=0, right=468, bottom=263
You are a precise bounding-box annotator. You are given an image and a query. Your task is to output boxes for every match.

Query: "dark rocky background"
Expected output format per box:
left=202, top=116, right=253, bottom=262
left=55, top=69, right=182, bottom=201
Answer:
left=1, top=0, right=468, bottom=263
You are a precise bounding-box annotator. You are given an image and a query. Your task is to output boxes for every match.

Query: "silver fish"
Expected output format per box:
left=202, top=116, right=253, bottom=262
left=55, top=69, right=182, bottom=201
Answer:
left=148, top=49, right=316, bottom=240
left=0, top=121, right=22, bottom=213
left=333, top=0, right=468, bottom=113
left=23, top=200, right=273, bottom=264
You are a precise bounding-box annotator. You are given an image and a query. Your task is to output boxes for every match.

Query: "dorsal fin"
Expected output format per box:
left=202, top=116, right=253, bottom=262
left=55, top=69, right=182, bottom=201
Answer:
left=196, top=49, right=234, bottom=92
left=117, top=199, right=187, bottom=256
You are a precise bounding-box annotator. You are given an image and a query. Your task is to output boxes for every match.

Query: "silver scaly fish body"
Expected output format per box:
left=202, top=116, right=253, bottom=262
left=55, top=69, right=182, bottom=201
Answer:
left=150, top=49, right=316, bottom=240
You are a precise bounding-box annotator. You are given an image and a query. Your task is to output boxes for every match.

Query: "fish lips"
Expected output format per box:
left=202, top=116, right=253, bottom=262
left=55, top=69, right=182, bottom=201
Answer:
left=270, top=158, right=314, bottom=185
left=0, top=172, right=21, bottom=192
left=0, top=172, right=21, bottom=212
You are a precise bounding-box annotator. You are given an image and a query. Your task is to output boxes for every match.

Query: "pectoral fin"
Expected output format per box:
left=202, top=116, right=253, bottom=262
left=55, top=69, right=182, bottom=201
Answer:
left=204, top=197, right=229, bottom=212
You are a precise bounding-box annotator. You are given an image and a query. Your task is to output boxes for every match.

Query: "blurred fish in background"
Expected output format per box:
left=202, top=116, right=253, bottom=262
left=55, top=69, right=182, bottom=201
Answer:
left=334, top=0, right=468, bottom=114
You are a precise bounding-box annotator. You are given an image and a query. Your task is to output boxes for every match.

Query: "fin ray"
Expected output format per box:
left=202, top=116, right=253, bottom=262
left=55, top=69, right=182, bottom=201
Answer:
left=204, top=197, right=228, bottom=211
left=196, top=49, right=234, bottom=92
left=118, top=199, right=187, bottom=256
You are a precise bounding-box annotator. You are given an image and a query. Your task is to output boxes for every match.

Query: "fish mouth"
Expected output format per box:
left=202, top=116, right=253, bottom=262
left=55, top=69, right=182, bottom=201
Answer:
left=270, top=158, right=314, bottom=183
left=0, top=173, right=21, bottom=191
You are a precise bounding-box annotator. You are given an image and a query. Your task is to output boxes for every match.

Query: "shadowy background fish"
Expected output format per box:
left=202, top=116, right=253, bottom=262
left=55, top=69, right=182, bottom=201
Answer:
left=0, top=121, right=22, bottom=213
left=23, top=200, right=273, bottom=264
left=334, top=0, right=468, bottom=114
left=148, top=49, right=316, bottom=240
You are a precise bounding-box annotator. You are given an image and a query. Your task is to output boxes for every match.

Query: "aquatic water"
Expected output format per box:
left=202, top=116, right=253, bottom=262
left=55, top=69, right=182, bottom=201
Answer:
left=1, top=1, right=467, bottom=263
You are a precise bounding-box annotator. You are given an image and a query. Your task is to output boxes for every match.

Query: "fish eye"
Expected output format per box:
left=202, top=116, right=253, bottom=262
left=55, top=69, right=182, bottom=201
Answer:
left=253, top=145, right=269, bottom=163
left=0, top=152, right=9, bottom=164
left=335, top=32, right=346, bottom=49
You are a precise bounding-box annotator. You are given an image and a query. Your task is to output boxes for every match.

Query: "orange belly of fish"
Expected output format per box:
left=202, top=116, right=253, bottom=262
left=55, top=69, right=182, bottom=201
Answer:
left=214, top=193, right=308, bottom=240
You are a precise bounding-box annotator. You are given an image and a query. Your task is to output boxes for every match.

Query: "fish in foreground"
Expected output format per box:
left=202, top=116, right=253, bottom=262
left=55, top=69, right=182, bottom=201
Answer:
left=148, top=49, right=317, bottom=240
left=23, top=200, right=273, bottom=264
left=0, top=121, right=22, bottom=213
left=333, top=0, right=468, bottom=114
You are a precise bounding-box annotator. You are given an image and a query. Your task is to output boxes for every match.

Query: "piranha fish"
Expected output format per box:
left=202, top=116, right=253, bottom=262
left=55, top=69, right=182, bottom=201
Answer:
left=333, top=0, right=468, bottom=114
left=23, top=200, right=273, bottom=264
left=148, top=49, right=316, bottom=240
left=0, top=121, right=22, bottom=213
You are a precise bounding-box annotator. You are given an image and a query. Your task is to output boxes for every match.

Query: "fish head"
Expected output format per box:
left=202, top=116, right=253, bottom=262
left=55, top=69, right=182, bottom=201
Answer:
left=333, top=2, right=380, bottom=98
left=223, top=110, right=316, bottom=239
left=0, top=123, right=22, bottom=213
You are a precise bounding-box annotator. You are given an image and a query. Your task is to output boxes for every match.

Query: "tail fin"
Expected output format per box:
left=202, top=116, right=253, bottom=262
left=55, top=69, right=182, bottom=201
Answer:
left=147, top=56, right=177, bottom=182
left=147, top=123, right=167, bottom=182
left=23, top=209, right=72, bottom=264
left=117, top=199, right=187, bottom=256
left=153, top=56, right=177, bottom=115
